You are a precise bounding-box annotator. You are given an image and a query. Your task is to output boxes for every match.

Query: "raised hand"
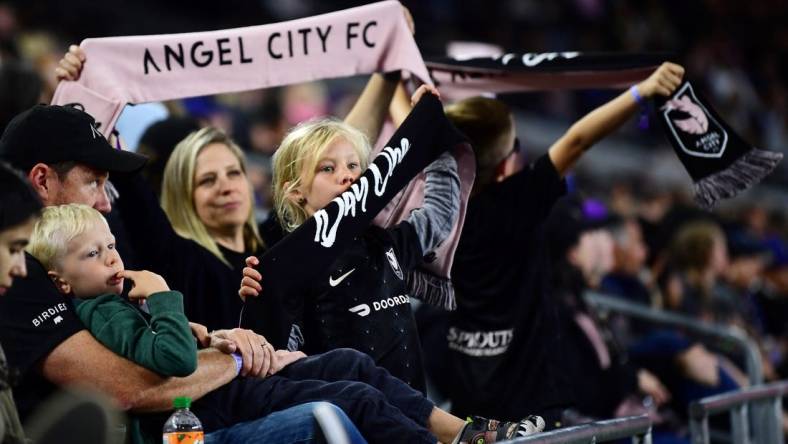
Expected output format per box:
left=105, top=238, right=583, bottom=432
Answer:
left=410, top=84, right=441, bottom=107
left=55, top=45, right=86, bottom=82
left=635, top=62, right=685, bottom=98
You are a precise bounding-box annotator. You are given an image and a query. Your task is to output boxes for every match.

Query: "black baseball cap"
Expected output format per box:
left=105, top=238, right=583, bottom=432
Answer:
left=0, top=104, right=147, bottom=174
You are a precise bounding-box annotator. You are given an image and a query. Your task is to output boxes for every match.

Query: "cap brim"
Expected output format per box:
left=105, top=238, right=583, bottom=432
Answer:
left=81, top=148, right=148, bottom=174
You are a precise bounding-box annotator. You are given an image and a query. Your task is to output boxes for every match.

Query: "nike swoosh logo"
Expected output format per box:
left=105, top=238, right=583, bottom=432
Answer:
left=329, top=268, right=356, bottom=287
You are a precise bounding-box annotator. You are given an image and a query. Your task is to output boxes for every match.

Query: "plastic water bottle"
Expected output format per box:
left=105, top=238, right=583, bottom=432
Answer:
left=162, top=397, right=204, bottom=444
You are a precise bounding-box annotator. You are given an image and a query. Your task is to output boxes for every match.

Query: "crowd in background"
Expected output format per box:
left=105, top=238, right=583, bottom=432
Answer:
left=0, top=0, right=786, bottom=441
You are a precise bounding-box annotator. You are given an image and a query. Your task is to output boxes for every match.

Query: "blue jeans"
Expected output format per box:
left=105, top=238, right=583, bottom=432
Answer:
left=205, top=402, right=367, bottom=444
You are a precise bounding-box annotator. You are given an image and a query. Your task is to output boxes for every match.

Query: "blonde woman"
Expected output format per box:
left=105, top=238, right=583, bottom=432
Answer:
left=112, top=127, right=265, bottom=333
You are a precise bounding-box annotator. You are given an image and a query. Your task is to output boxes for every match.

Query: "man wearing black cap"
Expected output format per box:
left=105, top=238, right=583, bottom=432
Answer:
left=0, top=105, right=326, bottom=442
left=0, top=104, right=146, bottom=213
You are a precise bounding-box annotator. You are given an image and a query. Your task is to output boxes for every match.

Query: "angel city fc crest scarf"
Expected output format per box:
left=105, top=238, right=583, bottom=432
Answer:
left=241, top=94, right=469, bottom=348
left=425, top=52, right=782, bottom=208
left=655, top=82, right=782, bottom=209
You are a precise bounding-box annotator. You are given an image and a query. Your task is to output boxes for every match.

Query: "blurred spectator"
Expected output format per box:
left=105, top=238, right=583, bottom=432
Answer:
left=0, top=60, right=42, bottom=134
left=601, top=216, right=651, bottom=305
left=667, top=220, right=729, bottom=319
left=137, top=116, right=201, bottom=197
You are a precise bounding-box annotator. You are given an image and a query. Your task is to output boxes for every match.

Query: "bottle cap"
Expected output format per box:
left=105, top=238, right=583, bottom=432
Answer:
left=173, top=397, right=192, bottom=409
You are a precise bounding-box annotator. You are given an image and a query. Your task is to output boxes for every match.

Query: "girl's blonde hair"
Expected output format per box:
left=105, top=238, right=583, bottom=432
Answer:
left=272, top=118, right=370, bottom=232
left=161, top=127, right=262, bottom=265
left=27, top=204, right=107, bottom=270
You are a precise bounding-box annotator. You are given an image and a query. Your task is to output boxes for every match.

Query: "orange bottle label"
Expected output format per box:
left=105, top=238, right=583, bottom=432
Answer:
left=163, top=431, right=204, bottom=444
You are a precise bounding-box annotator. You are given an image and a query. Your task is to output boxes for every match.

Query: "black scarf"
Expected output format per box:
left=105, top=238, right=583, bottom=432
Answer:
left=654, top=81, right=782, bottom=209
left=240, top=94, right=469, bottom=348
left=425, top=52, right=782, bottom=209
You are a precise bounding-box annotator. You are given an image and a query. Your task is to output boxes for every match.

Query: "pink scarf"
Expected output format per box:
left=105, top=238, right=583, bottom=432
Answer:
left=51, top=1, right=474, bottom=309
left=52, top=1, right=429, bottom=134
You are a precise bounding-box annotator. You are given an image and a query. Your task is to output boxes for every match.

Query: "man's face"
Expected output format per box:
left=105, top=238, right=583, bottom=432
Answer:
left=48, top=164, right=111, bottom=213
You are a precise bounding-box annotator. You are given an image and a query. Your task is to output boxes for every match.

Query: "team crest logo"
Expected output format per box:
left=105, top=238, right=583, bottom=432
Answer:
left=384, top=247, right=404, bottom=280
left=661, top=83, right=728, bottom=158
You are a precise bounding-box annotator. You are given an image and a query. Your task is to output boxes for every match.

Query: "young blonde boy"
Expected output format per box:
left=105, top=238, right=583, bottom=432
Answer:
left=27, top=203, right=197, bottom=377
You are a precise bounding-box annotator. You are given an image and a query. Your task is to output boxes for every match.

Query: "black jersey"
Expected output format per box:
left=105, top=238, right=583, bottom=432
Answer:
left=301, top=223, right=427, bottom=391
left=448, top=154, right=572, bottom=419
left=0, top=254, right=84, bottom=421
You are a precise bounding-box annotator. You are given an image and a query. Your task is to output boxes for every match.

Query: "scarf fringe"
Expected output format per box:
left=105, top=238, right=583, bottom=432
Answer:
left=693, top=148, right=783, bottom=210
left=406, top=269, right=456, bottom=310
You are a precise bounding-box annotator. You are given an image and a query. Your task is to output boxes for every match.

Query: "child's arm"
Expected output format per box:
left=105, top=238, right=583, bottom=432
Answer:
left=78, top=271, right=198, bottom=377
left=548, top=62, right=684, bottom=177
left=404, top=152, right=460, bottom=257
left=343, top=73, right=400, bottom=144
left=398, top=86, right=458, bottom=256
left=133, top=290, right=199, bottom=376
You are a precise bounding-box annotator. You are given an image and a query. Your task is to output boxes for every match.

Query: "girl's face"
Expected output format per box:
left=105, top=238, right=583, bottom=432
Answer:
left=192, top=143, right=252, bottom=236
left=0, top=217, right=35, bottom=295
left=295, top=136, right=362, bottom=217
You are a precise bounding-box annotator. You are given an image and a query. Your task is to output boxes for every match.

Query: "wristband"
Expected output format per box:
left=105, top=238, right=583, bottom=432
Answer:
left=630, top=85, right=650, bottom=130
left=231, top=352, right=243, bottom=376
left=629, top=85, right=645, bottom=106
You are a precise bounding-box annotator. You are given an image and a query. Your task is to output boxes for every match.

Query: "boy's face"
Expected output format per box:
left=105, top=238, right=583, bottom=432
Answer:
left=51, top=221, right=124, bottom=298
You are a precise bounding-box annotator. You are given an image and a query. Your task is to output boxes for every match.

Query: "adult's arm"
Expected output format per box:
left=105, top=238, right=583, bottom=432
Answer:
left=388, top=82, right=412, bottom=127
left=548, top=62, right=684, bottom=176
left=342, top=6, right=414, bottom=141
left=39, top=330, right=240, bottom=413
left=343, top=73, right=400, bottom=143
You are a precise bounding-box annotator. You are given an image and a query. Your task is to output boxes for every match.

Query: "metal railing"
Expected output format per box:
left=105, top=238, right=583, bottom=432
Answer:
left=502, top=415, right=652, bottom=444
left=689, top=381, right=787, bottom=444
left=583, top=292, right=763, bottom=386
left=584, top=292, right=787, bottom=444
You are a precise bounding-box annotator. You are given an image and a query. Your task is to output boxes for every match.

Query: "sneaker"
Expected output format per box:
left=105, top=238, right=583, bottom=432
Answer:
left=454, top=415, right=545, bottom=444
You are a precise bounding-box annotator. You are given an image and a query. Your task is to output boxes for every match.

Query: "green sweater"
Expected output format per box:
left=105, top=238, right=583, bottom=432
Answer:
left=75, top=291, right=197, bottom=377
left=75, top=291, right=197, bottom=444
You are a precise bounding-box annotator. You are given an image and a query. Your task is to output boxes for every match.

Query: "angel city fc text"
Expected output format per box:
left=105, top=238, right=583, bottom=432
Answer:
left=143, top=21, right=378, bottom=74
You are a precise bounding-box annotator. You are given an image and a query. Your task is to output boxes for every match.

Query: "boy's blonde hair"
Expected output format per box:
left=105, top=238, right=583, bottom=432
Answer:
left=272, top=118, right=370, bottom=232
left=27, top=204, right=108, bottom=270
left=161, top=127, right=262, bottom=265
left=444, top=97, right=514, bottom=189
